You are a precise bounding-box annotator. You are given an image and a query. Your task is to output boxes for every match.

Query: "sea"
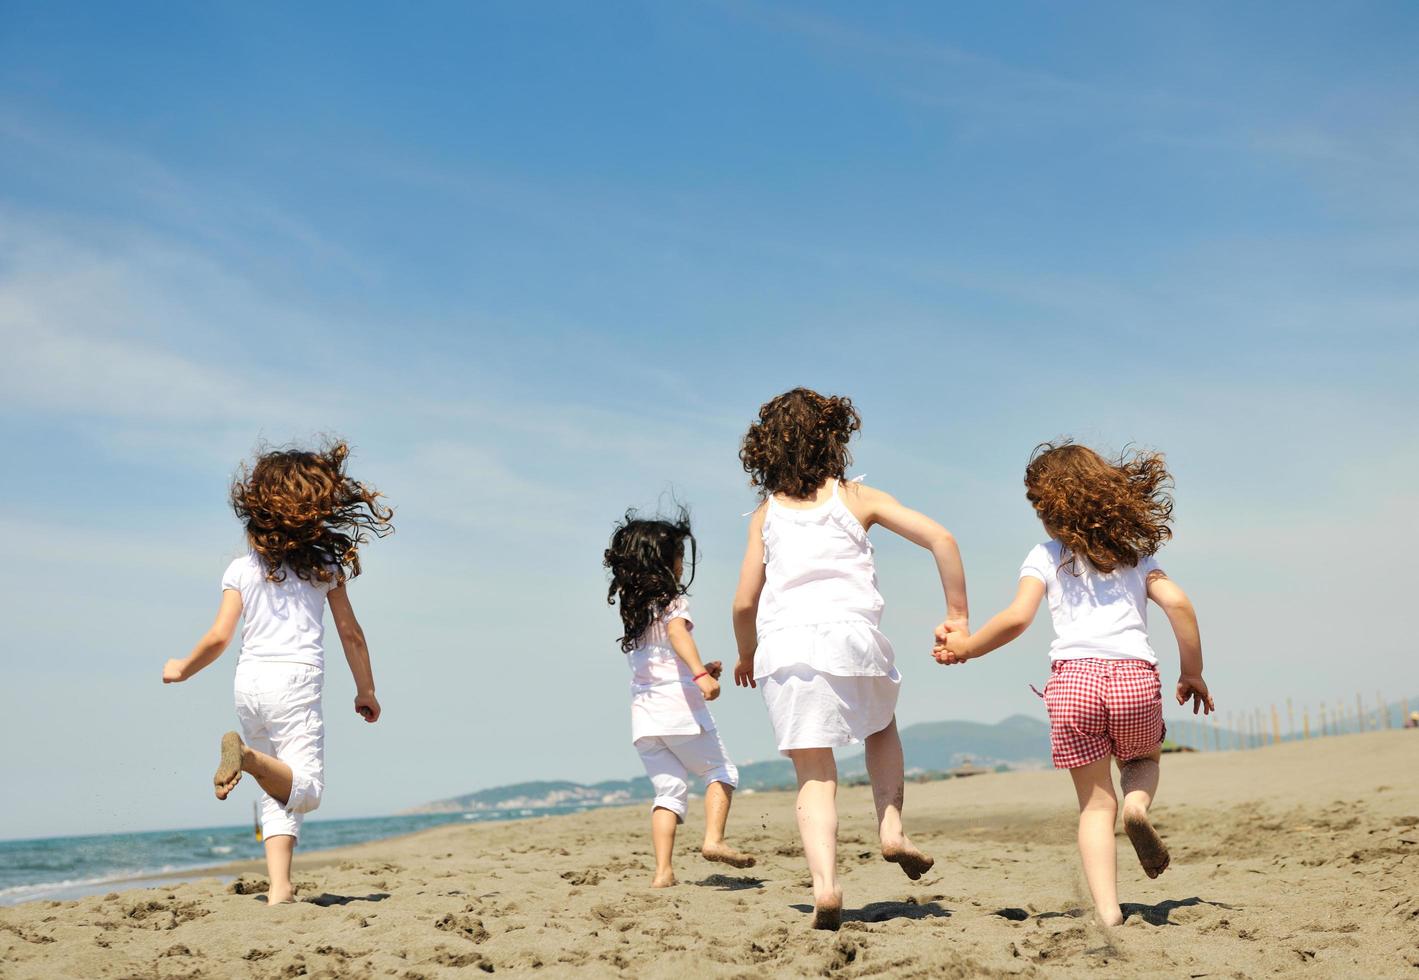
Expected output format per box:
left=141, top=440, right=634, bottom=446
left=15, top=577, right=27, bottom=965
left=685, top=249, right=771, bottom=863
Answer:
left=0, top=806, right=586, bottom=906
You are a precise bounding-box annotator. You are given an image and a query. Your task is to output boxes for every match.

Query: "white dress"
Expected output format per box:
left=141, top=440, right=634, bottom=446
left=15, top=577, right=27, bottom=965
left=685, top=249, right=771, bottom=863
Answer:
left=755, top=480, right=900, bottom=754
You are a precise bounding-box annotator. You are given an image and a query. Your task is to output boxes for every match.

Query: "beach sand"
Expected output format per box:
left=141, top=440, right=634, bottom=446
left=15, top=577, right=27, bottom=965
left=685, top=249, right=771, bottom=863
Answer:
left=3, top=729, right=1416, bottom=978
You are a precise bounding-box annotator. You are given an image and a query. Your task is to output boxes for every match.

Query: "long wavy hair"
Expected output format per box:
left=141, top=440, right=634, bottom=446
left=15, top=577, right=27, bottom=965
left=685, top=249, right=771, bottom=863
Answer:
left=231, top=440, right=394, bottom=586
left=604, top=508, right=697, bottom=653
left=1024, top=441, right=1173, bottom=575
left=740, top=387, right=862, bottom=499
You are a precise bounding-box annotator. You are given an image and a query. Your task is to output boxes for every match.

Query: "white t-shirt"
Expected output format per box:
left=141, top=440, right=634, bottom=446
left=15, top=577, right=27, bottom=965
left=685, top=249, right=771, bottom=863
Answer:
left=222, top=552, right=338, bottom=670
left=1019, top=540, right=1162, bottom=664
left=626, top=597, right=715, bottom=741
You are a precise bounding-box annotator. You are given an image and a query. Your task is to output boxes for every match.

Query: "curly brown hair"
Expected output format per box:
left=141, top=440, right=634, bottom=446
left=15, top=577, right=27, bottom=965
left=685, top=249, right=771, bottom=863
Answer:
left=1024, top=441, right=1173, bottom=575
left=231, top=441, right=394, bottom=586
left=740, top=387, right=862, bottom=499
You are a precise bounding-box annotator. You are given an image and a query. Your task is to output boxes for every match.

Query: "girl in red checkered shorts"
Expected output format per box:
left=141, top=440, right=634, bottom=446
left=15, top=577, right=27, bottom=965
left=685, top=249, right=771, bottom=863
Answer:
left=933, top=442, right=1214, bottom=927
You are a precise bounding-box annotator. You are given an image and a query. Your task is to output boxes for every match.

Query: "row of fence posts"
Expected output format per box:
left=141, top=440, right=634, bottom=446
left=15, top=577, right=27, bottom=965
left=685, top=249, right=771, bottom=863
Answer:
left=1166, top=692, right=1413, bottom=751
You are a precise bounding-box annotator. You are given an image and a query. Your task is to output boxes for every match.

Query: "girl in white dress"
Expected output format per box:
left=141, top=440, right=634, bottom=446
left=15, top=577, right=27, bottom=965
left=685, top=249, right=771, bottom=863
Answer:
left=162, top=441, right=392, bottom=905
left=606, top=510, right=756, bottom=887
left=731, top=389, right=969, bottom=929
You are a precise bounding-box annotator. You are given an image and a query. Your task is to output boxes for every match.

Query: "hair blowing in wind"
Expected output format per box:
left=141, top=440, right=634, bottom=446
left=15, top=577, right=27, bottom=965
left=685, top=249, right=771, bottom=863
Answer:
left=1024, top=441, right=1174, bottom=575
left=231, top=440, right=394, bottom=586
left=604, top=508, right=697, bottom=654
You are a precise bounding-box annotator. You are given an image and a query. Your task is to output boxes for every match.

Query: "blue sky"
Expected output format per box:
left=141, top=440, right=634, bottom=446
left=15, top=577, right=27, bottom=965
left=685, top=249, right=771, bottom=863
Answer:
left=1, top=2, right=1415, bottom=839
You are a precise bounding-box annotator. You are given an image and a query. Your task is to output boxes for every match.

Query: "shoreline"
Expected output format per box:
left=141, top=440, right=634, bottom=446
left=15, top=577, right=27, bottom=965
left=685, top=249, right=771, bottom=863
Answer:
left=0, top=814, right=571, bottom=908
left=2, top=730, right=1415, bottom=978
left=4, top=727, right=1408, bottom=909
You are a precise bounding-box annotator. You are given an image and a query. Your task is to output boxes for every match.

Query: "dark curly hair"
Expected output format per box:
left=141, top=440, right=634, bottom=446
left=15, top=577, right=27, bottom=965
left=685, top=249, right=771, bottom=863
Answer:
left=740, top=387, right=862, bottom=499
left=1024, top=441, right=1173, bottom=575
left=231, top=440, right=394, bottom=586
left=604, top=508, right=697, bottom=653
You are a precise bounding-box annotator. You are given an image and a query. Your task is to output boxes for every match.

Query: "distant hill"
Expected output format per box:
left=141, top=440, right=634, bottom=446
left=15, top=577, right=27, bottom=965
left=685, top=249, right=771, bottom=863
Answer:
left=404, top=714, right=1051, bottom=815
left=898, top=714, right=1051, bottom=771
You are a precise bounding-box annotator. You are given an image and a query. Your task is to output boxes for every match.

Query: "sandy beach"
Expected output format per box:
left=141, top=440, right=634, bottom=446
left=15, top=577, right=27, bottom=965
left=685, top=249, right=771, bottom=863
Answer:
left=2, top=729, right=1415, bottom=978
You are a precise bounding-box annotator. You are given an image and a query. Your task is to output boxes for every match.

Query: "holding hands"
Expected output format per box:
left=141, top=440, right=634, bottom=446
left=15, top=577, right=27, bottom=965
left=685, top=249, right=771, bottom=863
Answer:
left=932, top=618, right=975, bottom=666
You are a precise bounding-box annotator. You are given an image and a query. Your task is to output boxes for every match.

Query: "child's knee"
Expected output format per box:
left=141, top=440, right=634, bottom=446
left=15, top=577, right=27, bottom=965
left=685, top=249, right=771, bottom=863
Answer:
left=1080, top=792, right=1117, bottom=815
left=704, top=760, right=739, bottom=790
left=286, top=770, right=324, bottom=814
left=650, top=774, right=689, bottom=820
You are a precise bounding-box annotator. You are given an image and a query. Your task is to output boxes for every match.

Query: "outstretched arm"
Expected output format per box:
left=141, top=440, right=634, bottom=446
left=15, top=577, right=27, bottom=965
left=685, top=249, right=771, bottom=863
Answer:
left=667, top=618, right=720, bottom=702
left=856, top=485, right=969, bottom=633
left=732, top=506, right=767, bottom=688
left=329, top=585, right=381, bottom=722
left=934, top=577, right=1045, bottom=664
left=1147, top=571, right=1213, bottom=714
left=163, top=590, right=243, bottom=682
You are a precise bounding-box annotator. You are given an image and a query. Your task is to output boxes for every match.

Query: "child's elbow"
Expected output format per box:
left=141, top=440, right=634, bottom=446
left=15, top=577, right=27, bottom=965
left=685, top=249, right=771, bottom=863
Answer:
left=1158, top=593, right=1195, bottom=616
left=933, top=528, right=957, bottom=551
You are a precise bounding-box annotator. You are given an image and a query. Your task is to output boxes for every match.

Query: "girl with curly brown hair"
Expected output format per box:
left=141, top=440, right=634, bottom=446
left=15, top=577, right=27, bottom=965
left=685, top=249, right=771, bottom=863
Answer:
left=604, top=509, right=756, bottom=888
left=161, top=441, right=393, bottom=905
left=934, top=441, right=1214, bottom=928
left=731, top=388, right=969, bottom=930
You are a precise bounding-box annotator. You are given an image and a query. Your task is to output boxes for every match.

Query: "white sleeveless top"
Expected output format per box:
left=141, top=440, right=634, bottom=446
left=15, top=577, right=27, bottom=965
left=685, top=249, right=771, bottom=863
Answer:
left=753, top=480, right=896, bottom=681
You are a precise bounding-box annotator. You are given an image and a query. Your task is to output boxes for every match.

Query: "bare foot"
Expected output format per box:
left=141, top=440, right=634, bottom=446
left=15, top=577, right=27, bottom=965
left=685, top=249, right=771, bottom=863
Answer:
left=1122, top=805, right=1170, bottom=879
left=266, top=889, right=296, bottom=906
left=812, top=885, right=843, bottom=931
left=1096, top=906, right=1124, bottom=927
left=214, top=732, right=245, bottom=800
left=701, top=841, right=757, bottom=869
left=650, top=871, right=677, bottom=888
left=881, top=836, right=934, bottom=880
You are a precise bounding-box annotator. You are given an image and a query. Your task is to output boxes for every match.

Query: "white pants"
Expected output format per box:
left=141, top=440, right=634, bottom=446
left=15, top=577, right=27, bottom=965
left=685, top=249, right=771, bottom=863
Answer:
left=233, top=663, right=325, bottom=841
left=634, top=730, right=738, bottom=821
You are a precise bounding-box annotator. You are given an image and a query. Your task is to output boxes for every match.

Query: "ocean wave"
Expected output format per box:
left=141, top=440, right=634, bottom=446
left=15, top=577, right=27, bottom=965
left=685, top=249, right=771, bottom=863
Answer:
left=0, top=864, right=205, bottom=905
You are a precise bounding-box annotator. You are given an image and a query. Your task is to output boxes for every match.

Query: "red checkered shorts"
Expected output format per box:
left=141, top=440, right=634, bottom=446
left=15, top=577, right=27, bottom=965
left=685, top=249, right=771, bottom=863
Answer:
left=1042, top=658, right=1165, bottom=769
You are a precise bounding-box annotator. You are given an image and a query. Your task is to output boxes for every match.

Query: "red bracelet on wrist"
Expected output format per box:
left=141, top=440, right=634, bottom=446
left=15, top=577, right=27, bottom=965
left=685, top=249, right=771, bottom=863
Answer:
left=692, top=671, right=710, bottom=681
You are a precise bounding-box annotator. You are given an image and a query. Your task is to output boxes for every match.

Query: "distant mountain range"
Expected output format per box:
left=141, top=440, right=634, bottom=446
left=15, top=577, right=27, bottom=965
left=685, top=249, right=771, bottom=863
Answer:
left=404, top=714, right=1052, bottom=815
